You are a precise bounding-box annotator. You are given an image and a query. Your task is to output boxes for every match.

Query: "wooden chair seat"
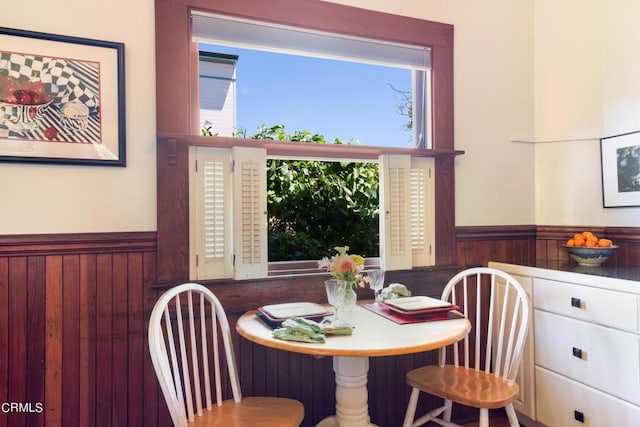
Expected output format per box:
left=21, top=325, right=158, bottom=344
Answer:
left=195, top=397, right=304, bottom=426
left=406, top=365, right=519, bottom=410
left=402, top=268, right=530, bottom=427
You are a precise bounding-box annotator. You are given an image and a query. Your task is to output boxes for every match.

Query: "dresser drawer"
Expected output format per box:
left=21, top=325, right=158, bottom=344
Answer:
left=535, top=310, right=640, bottom=405
left=533, top=277, right=639, bottom=332
left=536, top=366, right=640, bottom=427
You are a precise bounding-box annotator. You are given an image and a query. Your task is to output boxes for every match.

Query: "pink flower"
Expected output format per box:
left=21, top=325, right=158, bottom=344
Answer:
left=334, top=255, right=356, bottom=274
left=318, top=245, right=366, bottom=286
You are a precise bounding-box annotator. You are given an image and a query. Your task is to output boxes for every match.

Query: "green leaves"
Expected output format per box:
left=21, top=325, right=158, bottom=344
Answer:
left=267, top=158, right=379, bottom=261
left=246, top=124, right=379, bottom=261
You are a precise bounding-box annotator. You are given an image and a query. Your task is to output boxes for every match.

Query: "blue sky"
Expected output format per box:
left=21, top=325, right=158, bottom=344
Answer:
left=202, top=44, right=413, bottom=147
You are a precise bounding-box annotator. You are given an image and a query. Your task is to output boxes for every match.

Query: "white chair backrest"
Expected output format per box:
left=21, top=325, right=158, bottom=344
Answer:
left=439, top=267, right=530, bottom=384
left=148, top=283, right=242, bottom=427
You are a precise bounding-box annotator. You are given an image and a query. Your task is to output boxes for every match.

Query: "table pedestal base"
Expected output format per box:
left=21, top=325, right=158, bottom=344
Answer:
left=316, top=355, right=376, bottom=427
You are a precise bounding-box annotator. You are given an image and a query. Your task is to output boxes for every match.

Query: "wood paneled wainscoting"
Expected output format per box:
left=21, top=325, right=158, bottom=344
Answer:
left=456, top=225, right=640, bottom=268
left=2, top=226, right=636, bottom=426
left=456, top=225, right=537, bottom=267
left=0, top=233, right=160, bottom=427
left=0, top=232, right=462, bottom=427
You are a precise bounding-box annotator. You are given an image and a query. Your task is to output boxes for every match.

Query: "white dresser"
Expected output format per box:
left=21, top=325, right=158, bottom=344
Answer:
left=488, top=261, right=640, bottom=427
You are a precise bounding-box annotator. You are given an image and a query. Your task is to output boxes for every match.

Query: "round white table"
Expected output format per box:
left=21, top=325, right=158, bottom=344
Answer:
left=236, top=303, right=471, bottom=427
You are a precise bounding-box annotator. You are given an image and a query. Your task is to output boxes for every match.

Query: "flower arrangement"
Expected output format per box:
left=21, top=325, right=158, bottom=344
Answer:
left=319, top=246, right=366, bottom=287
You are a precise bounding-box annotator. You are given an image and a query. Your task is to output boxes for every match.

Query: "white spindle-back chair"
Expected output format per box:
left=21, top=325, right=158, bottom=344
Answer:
left=148, top=283, right=304, bottom=427
left=403, top=267, right=530, bottom=427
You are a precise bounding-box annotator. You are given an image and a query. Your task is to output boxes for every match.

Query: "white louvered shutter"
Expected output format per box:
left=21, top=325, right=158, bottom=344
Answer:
left=232, top=146, right=268, bottom=279
left=410, top=157, right=435, bottom=266
left=379, top=155, right=412, bottom=270
left=189, top=147, right=233, bottom=279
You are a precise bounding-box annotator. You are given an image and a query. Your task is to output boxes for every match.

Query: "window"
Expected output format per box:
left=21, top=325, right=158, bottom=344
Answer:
left=154, top=0, right=456, bottom=283
left=189, top=146, right=434, bottom=280
left=188, top=12, right=436, bottom=280
left=193, top=12, right=432, bottom=149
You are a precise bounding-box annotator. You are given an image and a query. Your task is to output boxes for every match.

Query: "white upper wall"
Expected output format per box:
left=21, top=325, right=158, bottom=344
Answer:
left=533, top=0, right=640, bottom=226
left=1, top=0, right=637, bottom=234
left=603, top=0, right=640, bottom=135
left=0, top=0, right=156, bottom=234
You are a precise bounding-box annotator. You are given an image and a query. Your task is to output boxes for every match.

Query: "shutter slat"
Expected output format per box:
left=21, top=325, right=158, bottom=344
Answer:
left=410, top=167, right=426, bottom=250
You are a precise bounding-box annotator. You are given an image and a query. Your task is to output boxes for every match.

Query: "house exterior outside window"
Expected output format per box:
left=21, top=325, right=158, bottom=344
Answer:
left=199, top=52, right=238, bottom=137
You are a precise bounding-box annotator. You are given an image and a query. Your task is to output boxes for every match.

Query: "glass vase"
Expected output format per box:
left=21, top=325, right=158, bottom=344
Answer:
left=341, top=283, right=358, bottom=312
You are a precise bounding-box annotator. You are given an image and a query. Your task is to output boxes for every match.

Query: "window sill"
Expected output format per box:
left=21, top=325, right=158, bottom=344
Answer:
left=158, top=133, right=464, bottom=161
left=268, top=258, right=382, bottom=278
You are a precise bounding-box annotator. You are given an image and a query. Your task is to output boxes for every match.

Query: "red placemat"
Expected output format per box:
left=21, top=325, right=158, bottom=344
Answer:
left=361, top=302, right=464, bottom=324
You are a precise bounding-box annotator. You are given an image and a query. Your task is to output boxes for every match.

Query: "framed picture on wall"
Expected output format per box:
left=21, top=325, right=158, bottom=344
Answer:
left=601, top=131, right=640, bottom=207
left=0, top=27, right=125, bottom=166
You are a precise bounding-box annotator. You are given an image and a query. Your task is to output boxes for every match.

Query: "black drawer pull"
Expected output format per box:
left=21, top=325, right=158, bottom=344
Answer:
left=574, top=410, right=584, bottom=423
left=571, top=297, right=581, bottom=308
left=572, top=347, right=583, bottom=359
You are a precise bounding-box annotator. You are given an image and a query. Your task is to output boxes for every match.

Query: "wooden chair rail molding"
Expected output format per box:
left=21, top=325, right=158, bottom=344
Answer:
left=0, top=231, right=156, bottom=256
left=456, top=225, right=537, bottom=241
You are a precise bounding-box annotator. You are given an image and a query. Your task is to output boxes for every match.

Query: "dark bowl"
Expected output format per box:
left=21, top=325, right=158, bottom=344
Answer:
left=563, top=245, right=618, bottom=267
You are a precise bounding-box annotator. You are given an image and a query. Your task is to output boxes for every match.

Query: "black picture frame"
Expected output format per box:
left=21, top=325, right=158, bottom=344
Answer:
left=0, top=27, right=125, bottom=166
left=601, top=131, right=640, bottom=208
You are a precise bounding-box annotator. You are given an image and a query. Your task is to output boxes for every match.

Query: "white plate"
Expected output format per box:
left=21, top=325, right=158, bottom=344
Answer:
left=261, top=302, right=329, bottom=319
left=383, top=296, right=453, bottom=312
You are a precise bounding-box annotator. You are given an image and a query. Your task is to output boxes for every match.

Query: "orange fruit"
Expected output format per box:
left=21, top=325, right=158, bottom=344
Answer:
left=573, top=235, right=586, bottom=246
left=585, top=239, right=596, bottom=247
left=566, top=239, right=575, bottom=247
left=582, top=231, right=594, bottom=239
left=597, top=238, right=612, bottom=247
left=586, top=235, right=598, bottom=245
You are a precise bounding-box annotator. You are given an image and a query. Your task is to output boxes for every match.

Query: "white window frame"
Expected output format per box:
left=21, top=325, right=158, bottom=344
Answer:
left=189, top=147, right=434, bottom=280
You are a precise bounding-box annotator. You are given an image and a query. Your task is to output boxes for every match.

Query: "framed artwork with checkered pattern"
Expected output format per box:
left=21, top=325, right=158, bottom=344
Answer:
left=0, top=27, right=125, bottom=166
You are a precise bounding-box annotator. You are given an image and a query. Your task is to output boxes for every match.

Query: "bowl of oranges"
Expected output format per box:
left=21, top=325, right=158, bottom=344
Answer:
left=564, top=231, right=617, bottom=267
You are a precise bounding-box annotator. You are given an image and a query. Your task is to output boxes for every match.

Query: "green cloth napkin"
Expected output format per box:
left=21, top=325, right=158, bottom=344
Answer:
left=379, top=283, right=412, bottom=300
left=272, top=317, right=354, bottom=343
left=273, top=317, right=326, bottom=343
left=321, top=323, right=353, bottom=335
